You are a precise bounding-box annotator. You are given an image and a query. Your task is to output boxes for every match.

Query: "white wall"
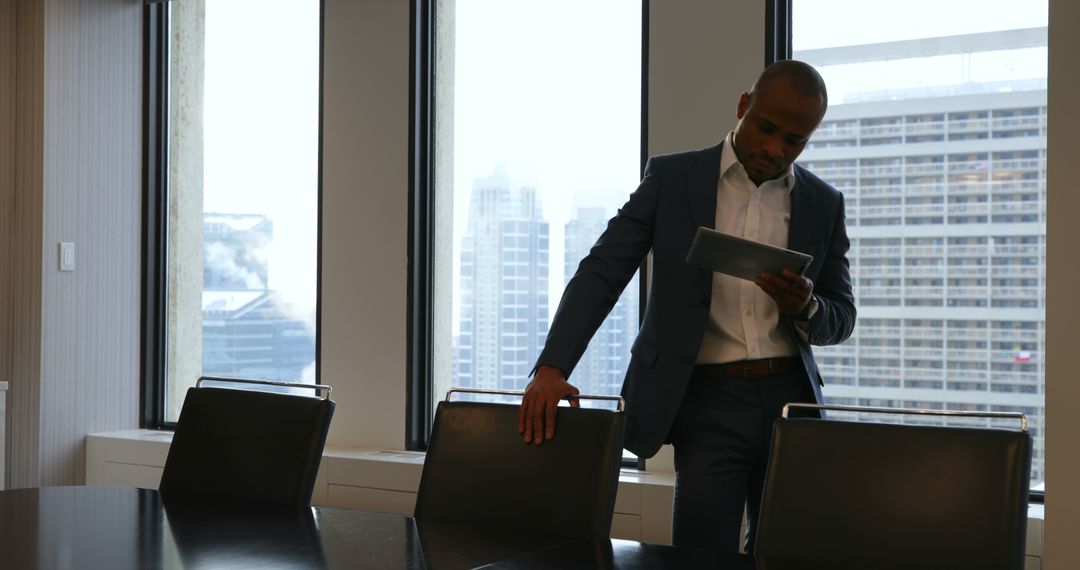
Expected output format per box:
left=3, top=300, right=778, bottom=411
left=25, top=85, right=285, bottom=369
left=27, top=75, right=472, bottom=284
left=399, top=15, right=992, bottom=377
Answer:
left=321, top=0, right=410, bottom=449
left=0, top=0, right=16, bottom=489
left=1043, top=0, right=1079, bottom=567
left=647, top=1, right=764, bottom=156
left=3, top=0, right=142, bottom=487
left=8, top=0, right=46, bottom=488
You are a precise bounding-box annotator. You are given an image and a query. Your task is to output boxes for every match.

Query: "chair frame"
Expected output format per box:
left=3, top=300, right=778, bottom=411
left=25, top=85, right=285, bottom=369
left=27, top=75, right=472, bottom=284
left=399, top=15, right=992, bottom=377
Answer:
left=444, top=387, right=624, bottom=411
left=197, top=375, right=333, bottom=399
left=782, top=402, right=1027, bottom=430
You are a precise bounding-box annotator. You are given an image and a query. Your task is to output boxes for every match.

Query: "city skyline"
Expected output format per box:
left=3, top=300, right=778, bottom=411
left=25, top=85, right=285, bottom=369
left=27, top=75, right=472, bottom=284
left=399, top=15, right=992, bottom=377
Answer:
left=444, top=26, right=1047, bottom=485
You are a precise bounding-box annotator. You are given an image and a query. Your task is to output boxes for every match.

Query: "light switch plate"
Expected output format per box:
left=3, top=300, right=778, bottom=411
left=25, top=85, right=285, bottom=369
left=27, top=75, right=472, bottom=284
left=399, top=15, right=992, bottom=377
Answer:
left=59, top=242, right=75, bottom=271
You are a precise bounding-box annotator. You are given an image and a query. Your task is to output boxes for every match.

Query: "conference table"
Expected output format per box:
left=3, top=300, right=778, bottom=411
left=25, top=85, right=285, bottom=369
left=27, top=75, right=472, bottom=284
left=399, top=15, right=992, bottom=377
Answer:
left=0, top=486, right=756, bottom=569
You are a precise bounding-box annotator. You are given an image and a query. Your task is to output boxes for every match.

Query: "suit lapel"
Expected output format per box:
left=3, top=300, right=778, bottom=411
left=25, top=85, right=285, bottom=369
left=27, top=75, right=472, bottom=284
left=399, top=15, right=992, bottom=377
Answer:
left=788, top=166, right=816, bottom=254
left=687, top=143, right=723, bottom=231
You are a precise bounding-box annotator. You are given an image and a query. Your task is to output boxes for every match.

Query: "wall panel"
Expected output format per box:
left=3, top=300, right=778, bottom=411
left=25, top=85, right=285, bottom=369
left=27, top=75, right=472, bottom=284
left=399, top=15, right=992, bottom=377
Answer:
left=648, top=1, right=764, bottom=157
left=1044, top=0, right=1080, bottom=567
left=7, top=0, right=142, bottom=488
left=36, top=0, right=143, bottom=485
left=0, top=0, right=12, bottom=488
left=9, top=0, right=45, bottom=489
left=321, top=0, right=409, bottom=448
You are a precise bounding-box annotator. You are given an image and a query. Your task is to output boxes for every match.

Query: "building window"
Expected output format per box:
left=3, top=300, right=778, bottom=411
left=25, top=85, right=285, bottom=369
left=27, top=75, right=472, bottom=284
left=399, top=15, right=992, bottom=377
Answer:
left=146, top=0, right=321, bottom=423
left=425, top=1, right=643, bottom=430
left=795, top=0, right=1048, bottom=490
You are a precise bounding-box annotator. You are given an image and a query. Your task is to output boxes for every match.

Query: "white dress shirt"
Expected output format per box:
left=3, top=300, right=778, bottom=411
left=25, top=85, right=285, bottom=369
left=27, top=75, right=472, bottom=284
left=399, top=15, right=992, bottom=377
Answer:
left=696, top=133, right=799, bottom=365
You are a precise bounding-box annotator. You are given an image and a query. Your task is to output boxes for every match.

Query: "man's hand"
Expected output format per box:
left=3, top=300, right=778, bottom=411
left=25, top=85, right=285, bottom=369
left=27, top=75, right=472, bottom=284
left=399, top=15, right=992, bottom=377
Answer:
left=756, top=269, right=814, bottom=316
left=519, top=365, right=580, bottom=445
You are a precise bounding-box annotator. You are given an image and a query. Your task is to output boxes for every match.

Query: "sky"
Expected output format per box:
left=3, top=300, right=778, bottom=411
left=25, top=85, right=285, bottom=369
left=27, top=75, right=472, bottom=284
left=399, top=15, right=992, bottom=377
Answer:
left=794, top=0, right=1047, bottom=49
left=201, top=0, right=320, bottom=328
left=796, top=0, right=1048, bottom=105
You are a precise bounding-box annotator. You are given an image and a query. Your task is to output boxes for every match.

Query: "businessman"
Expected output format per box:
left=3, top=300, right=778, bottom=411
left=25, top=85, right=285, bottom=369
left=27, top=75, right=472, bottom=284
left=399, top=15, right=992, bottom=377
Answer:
left=518, top=60, right=856, bottom=552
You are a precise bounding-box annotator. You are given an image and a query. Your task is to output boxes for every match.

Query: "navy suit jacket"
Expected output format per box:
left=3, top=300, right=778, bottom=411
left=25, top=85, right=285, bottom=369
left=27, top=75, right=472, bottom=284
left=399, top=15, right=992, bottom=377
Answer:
left=536, top=142, right=856, bottom=458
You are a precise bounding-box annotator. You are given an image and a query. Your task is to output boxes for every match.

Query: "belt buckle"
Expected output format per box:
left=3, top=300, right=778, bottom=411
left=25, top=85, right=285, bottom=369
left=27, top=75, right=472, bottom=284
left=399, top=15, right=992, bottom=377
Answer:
left=740, top=362, right=752, bottom=379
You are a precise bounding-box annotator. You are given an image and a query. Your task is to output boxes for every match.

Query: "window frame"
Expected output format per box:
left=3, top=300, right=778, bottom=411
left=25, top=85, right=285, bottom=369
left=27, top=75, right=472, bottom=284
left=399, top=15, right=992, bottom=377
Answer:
left=141, top=0, right=168, bottom=429
left=140, top=0, right=326, bottom=430
left=406, top=1, right=652, bottom=470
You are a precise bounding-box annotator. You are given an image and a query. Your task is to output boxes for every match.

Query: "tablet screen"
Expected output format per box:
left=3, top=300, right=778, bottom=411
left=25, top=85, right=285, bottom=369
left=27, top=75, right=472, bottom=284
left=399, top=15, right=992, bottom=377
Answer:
left=685, top=227, right=813, bottom=281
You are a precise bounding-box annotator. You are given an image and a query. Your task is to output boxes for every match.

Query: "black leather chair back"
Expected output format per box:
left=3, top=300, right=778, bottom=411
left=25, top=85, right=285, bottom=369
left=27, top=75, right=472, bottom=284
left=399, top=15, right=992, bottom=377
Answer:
left=414, top=400, right=626, bottom=538
left=159, top=384, right=335, bottom=508
left=754, top=416, right=1032, bottom=570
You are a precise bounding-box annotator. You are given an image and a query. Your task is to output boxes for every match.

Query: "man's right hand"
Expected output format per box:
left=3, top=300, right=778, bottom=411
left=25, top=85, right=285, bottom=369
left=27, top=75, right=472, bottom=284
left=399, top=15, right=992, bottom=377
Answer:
left=519, top=365, right=580, bottom=445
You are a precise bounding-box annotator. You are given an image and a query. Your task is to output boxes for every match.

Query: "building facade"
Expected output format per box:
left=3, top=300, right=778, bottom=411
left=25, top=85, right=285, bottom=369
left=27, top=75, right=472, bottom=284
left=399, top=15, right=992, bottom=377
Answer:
left=563, top=206, right=639, bottom=401
left=457, top=169, right=550, bottom=391
left=798, top=30, right=1047, bottom=484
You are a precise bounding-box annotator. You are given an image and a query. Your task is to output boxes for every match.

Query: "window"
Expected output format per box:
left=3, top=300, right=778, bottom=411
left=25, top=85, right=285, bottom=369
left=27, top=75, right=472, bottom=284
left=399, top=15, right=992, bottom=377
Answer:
left=414, top=1, right=644, bottom=449
left=144, top=1, right=321, bottom=424
left=795, top=0, right=1047, bottom=491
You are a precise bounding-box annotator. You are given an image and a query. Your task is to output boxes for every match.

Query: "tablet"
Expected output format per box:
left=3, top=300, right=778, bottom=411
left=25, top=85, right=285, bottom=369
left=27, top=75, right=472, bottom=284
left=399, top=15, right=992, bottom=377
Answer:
left=685, top=227, right=813, bottom=281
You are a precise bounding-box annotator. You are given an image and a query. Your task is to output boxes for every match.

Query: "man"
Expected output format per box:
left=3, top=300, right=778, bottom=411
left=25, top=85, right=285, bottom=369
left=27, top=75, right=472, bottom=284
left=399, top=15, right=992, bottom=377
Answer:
left=517, top=60, right=856, bottom=552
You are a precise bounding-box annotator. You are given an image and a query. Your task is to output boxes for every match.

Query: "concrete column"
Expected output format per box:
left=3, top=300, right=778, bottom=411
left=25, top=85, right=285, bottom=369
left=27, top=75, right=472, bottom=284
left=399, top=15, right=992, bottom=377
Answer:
left=432, top=0, right=456, bottom=409
left=166, top=0, right=207, bottom=421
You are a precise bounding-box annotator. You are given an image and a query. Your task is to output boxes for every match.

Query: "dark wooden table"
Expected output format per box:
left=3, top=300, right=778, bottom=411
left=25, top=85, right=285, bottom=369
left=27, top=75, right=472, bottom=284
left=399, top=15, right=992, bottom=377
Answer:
left=0, top=486, right=755, bottom=569
left=476, top=536, right=758, bottom=569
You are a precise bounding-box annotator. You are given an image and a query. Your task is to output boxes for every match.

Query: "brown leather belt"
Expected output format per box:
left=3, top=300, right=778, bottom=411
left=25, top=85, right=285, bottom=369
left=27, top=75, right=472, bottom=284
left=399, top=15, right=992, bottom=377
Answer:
left=693, top=356, right=801, bottom=380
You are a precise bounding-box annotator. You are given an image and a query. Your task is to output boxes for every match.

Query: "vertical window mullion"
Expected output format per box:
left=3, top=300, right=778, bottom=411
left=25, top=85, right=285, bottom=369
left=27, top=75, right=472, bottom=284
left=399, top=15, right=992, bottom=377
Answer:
left=408, top=0, right=435, bottom=450
left=141, top=1, right=169, bottom=428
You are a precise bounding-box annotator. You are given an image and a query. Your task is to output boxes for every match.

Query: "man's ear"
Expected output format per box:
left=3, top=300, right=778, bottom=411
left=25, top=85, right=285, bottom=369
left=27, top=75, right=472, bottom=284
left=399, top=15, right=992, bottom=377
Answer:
left=736, top=91, right=752, bottom=119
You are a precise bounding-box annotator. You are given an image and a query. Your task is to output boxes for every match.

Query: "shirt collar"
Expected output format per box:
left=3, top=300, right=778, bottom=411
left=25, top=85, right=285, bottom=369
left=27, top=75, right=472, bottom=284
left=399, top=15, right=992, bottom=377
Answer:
left=721, top=131, right=795, bottom=193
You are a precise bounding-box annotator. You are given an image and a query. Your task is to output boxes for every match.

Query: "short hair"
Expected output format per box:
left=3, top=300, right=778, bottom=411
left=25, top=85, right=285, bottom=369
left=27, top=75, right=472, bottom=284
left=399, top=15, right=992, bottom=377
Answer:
left=750, top=59, right=828, bottom=114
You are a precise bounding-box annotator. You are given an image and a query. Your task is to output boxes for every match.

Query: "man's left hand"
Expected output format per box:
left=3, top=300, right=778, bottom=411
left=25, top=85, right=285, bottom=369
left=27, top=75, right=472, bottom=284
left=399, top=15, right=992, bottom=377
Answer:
left=756, top=269, right=814, bottom=316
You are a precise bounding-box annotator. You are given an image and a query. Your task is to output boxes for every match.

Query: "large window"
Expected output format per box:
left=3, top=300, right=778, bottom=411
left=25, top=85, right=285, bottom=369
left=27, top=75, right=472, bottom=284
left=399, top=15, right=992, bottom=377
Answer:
left=794, top=0, right=1048, bottom=490
left=146, top=0, right=321, bottom=424
left=426, top=1, right=643, bottom=421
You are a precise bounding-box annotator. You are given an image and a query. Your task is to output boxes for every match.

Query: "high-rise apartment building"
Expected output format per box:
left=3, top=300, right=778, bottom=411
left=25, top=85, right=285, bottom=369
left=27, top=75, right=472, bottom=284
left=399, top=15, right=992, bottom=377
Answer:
left=797, top=29, right=1047, bottom=484
left=564, top=207, right=639, bottom=400
left=457, top=168, right=550, bottom=391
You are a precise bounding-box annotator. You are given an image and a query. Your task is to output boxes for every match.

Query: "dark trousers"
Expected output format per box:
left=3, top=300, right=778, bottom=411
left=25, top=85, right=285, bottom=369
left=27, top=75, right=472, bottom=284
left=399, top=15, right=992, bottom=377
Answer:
left=668, top=366, right=814, bottom=553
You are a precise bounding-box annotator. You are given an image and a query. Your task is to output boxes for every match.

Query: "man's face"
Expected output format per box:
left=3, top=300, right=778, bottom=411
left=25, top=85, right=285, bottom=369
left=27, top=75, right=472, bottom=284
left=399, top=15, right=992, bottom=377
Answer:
left=731, top=76, right=824, bottom=186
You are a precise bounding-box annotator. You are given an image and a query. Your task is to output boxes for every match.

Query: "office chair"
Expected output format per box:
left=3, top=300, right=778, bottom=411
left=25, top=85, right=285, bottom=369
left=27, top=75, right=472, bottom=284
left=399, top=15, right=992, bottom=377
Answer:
left=159, top=376, right=335, bottom=509
left=753, top=403, right=1032, bottom=570
left=414, top=388, right=626, bottom=539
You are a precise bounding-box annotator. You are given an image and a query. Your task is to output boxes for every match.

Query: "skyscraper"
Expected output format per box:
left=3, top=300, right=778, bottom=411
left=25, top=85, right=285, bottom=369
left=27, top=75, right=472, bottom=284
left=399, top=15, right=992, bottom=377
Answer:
left=563, top=206, right=639, bottom=400
left=457, top=168, right=550, bottom=391
left=797, top=28, right=1047, bottom=483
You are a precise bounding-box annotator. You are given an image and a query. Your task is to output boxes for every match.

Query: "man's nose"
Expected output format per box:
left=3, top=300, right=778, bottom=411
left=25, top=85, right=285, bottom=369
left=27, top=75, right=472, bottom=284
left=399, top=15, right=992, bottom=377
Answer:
left=763, top=135, right=784, bottom=158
